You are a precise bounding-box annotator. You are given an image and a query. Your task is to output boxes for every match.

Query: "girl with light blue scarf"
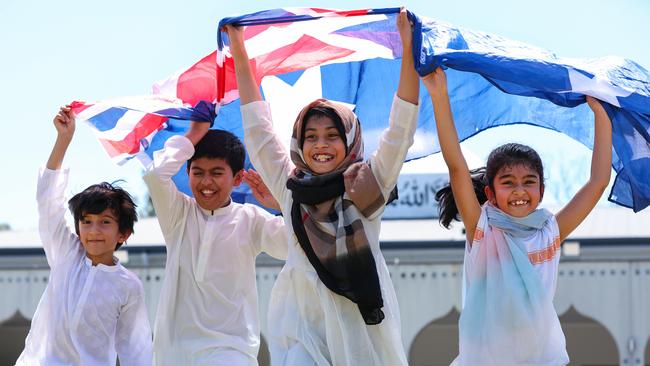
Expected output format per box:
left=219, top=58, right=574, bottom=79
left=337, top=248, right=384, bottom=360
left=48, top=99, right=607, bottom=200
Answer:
left=422, top=68, right=613, bottom=365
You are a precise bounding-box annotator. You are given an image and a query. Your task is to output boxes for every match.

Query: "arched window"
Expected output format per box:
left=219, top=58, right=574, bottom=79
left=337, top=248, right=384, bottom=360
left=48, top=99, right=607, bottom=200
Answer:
left=408, top=308, right=460, bottom=365
left=0, top=311, right=31, bottom=363
left=559, top=306, right=619, bottom=365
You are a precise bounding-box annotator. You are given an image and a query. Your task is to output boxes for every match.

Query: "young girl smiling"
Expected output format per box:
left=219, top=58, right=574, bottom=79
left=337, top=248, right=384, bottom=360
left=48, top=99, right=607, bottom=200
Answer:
left=424, top=67, right=613, bottom=365
left=227, top=9, right=420, bottom=366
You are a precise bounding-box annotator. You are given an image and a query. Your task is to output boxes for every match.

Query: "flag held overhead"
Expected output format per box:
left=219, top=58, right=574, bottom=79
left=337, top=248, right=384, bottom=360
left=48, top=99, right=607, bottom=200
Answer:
left=72, top=7, right=650, bottom=212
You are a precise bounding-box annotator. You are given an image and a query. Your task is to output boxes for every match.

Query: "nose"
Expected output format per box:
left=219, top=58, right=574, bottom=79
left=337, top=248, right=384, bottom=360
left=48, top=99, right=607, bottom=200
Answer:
left=513, top=183, right=526, bottom=194
left=314, top=137, right=329, bottom=148
left=87, top=221, right=101, bottom=233
left=200, top=174, right=214, bottom=185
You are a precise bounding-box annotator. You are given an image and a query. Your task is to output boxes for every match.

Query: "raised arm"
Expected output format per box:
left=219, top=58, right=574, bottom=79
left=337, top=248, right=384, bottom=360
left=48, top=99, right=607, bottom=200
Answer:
left=555, top=96, right=612, bottom=240
left=422, top=69, right=481, bottom=242
left=142, top=122, right=209, bottom=238
left=46, top=106, right=75, bottom=170
left=396, top=9, right=419, bottom=105
left=370, top=9, right=420, bottom=195
left=39, top=106, right=83, bottom=266
left=225, top=25, right=262, bottom=104
left=227, top=24, right=294, bottom=205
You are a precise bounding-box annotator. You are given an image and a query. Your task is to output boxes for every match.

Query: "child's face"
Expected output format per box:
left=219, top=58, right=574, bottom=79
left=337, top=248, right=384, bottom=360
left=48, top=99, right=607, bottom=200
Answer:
left=78, top=208, right=129, bottom=266
left=486, top=164, right=543, bottom=217
left=188, top=157, right=243, bottom=210
left=301, top=115, right=346, bottom=174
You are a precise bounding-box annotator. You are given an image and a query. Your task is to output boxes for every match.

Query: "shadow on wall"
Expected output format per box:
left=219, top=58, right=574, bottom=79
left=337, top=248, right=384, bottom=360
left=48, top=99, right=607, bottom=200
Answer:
left=409, top=308, right=460, bottom=366
left=0, top=311, right=30, bottom=366
left=559, top=306, right=619, bottom=365
left=2, top=306, right=629, bottom=365
left=258, top=335, right=270, bottom=366
left=407, top=306, right=622, bottom=366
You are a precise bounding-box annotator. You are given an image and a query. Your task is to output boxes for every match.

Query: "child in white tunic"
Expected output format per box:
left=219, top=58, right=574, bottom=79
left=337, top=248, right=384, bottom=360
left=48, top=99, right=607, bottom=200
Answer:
left=226, top=10, right=420, bottom=366
left=422, top=68, right=613, bottom=365
left=16, top=106, right=152, bottom=366
left=143, top=122, right=288, bottom=366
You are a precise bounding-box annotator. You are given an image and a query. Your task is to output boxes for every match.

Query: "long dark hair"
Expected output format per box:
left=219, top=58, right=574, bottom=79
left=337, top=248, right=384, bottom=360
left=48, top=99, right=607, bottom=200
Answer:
left=435, top=143, right=545, bottom=228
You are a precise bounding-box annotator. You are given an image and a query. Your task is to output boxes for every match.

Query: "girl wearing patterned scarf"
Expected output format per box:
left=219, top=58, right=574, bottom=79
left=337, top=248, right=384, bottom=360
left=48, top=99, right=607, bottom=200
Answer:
left=424, top=67, right=613, bottom=365
left=227, top=9, right=420, bottom=366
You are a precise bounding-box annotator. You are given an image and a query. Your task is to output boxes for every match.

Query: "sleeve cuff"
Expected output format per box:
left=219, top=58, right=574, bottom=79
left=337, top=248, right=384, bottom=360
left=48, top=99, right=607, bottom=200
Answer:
left=391, top=94, right=420, bottom=128
left=39, top=166, right=69, bottom=179
left=241, top=101, right=273, bottom=129
left=165, top=135, right=195, bottom=159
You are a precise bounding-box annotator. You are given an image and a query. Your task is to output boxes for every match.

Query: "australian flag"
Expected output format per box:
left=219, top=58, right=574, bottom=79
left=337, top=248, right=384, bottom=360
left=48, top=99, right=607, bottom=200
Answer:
left=72, top=7, right=650, bottom=212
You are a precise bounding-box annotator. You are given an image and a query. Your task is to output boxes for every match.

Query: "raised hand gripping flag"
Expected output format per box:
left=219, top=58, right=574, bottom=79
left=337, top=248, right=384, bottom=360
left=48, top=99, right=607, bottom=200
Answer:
left=73, top=7, right=650, bottom=212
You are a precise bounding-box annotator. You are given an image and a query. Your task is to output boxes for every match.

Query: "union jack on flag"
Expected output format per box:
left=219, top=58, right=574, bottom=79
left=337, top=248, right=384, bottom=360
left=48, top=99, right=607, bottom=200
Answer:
left=72, top=7, right=650, bottom=212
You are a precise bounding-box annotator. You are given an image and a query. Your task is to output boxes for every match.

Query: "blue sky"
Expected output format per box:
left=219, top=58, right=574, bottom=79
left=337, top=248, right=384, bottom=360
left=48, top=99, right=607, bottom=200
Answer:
left=0, top=0, right=648, bottom=230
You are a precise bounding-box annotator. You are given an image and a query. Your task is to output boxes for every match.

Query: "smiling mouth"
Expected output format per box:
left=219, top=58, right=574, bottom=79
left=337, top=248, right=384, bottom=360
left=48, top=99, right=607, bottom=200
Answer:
left=312, top=154, right=333, bottom=162
left=200, top=189, right=217, bottom=198
left=510, top=200, right=529, bottom=206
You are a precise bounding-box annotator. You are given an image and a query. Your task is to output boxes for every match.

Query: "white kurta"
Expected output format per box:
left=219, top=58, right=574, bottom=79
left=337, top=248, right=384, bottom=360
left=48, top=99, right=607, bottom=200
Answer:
left=16, top=168, right=152, bottom=366
left=241, top=96, right=419, bottom=366
left=143, top=135, right=288, bottom=366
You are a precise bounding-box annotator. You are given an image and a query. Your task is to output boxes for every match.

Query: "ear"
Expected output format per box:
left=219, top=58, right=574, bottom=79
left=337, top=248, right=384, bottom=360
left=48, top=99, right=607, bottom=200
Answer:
left=232, top=170, right=244, bottom=187
left=540, top=184, right=545, bottom=201
left=118, top=230, right=132, bottom=244
left=484, top=185, right=496, bottom=204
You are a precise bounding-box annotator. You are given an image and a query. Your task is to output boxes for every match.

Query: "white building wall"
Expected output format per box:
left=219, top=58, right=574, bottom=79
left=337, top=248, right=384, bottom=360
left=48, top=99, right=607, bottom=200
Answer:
left=2, top=258, right=649, bottom=365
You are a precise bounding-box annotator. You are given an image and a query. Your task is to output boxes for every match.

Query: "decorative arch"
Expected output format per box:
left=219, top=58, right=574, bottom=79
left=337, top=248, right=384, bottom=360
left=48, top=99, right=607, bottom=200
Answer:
left=0, top=311, right=30, bottom=363
left=559, top=306, right=618, bottom=365
left=258, top=334, right=270, bottom=366
left=408, top=308, right=459, bottom=366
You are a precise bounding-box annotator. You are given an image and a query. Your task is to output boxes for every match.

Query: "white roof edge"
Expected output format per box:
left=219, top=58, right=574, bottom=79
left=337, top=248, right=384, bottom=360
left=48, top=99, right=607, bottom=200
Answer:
left=1, top=206, right=649, bottom=248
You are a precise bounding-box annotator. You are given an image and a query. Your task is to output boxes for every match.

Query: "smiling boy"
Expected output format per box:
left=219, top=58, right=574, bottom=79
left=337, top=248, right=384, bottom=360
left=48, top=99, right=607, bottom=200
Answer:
left=16, top=106, right=152, bottom=366
left=143, top=121, right=288, bottom=365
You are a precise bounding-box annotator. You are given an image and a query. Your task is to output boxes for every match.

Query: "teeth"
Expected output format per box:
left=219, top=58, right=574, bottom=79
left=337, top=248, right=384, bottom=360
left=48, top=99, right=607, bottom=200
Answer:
left=201, top=190, right=215, bottom=195
left=511, top=200, right=528, bottom=206
left=313, top=154, right=332, bottom=162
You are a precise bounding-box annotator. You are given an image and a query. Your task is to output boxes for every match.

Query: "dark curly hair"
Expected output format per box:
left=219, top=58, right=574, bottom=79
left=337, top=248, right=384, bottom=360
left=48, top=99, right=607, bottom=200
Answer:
left=68, top=182, right=137, bottom=250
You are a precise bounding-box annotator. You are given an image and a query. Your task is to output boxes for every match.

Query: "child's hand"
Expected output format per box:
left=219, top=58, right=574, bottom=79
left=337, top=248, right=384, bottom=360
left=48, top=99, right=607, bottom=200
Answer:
left=422, top=67, right=448, bottom=100
left=53, top=105, right=75, bottom=141
left=586, top=95, right=606, bottom=116
left=224, top=25, right=246, bottom=54
left=47, top=105, right=75, bottom=170
left=397, top=8, right=413, bottom=49
left=185, top=121, right=210, bottom=146
left=243, top=169, right=280, bottom=211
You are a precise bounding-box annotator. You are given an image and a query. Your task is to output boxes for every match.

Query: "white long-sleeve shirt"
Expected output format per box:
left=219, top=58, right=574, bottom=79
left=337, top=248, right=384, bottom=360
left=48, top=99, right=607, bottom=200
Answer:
left=143, top=135, right=288, bottom=365
left=241, top=96, right=418, bottom=366
left=16, top=168, right=152, bottom=366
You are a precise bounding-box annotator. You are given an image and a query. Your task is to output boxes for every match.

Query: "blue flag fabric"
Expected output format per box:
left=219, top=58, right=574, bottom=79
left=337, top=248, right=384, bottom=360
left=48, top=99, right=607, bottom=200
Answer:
left=75, top=8, right=650, bottom=212
left=408, top=13, right=650, bottom=211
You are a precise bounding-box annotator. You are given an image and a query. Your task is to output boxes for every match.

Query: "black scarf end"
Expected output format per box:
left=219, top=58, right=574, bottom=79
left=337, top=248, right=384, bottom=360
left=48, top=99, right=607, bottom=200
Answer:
left=359, top=306, right=385, bottom=325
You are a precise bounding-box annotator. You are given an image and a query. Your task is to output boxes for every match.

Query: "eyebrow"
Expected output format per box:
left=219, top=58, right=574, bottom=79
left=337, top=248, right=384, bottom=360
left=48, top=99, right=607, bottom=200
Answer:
left=190, top=166, right=225, bottom=171
left=82, top=213, right=117, bottom=220
left=304, top=125, right=338, bottom=132
left=497, top=173, right=539, bottom=180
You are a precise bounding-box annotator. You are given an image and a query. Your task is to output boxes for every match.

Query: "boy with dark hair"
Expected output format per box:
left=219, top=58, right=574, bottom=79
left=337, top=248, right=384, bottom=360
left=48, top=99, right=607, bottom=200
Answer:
left=143, top=121, right=288, bottom=366
left=16, top=106, right=152, bottom=366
